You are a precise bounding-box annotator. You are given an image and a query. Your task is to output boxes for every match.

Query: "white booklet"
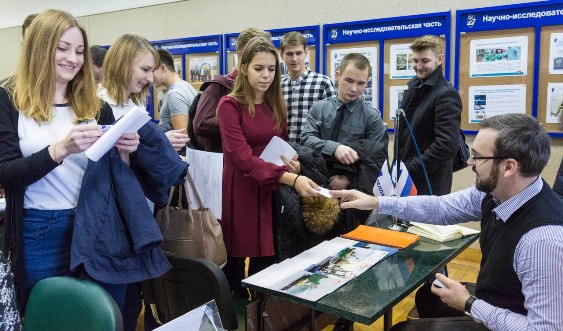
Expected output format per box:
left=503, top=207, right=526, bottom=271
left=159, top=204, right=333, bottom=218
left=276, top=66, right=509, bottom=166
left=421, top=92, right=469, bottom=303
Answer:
left=85, top=106, right=151, bottom=162
left=407, top=222, right=480, bottom=243
left=259, top=136, right=296, bottom=166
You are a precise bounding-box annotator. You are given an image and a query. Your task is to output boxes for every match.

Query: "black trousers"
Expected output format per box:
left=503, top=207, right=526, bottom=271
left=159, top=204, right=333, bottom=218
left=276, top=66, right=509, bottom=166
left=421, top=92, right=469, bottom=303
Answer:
left=223, top=255, right=277, bottom=298
left=390, top=283, right=489, bottom=331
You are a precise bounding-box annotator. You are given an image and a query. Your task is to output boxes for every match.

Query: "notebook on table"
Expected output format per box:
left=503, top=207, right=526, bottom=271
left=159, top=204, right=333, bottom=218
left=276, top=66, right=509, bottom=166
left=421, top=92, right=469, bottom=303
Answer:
left=407, top=222, right=480, bottom=243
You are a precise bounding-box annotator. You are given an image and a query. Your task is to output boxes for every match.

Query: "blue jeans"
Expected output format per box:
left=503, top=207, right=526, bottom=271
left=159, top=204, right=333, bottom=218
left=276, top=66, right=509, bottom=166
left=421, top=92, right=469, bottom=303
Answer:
left=22, top=208, right=76, bottom=295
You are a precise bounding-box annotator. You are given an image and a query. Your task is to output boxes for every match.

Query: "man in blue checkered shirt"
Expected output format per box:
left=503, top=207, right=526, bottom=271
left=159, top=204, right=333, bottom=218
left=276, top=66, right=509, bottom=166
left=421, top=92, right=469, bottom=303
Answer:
left=280, top=31, right=336, bottom=143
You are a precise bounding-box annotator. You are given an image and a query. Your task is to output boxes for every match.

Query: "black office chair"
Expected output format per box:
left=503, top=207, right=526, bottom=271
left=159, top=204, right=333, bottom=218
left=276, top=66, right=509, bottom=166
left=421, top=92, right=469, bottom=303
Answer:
left=143, top=253, right=238, bottom=330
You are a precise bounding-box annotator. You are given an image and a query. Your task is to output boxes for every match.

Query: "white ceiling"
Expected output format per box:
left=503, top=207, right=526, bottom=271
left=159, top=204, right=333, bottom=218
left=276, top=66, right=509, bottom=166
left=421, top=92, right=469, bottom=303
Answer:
left=0, top=0, right=182, bottom=29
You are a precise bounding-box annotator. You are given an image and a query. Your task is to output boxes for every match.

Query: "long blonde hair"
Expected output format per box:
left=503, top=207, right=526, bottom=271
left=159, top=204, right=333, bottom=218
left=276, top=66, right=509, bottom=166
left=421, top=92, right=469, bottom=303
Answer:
left=102, top=34, right=159, bottom=106
left=229, top=37, right=287, bottom=128
left=12, top=9, right=100, bottom=123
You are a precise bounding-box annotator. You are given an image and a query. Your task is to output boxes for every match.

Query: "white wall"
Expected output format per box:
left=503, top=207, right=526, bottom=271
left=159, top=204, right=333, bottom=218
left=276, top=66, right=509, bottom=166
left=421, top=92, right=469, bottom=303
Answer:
left=0, top=0, right=536, bottom=79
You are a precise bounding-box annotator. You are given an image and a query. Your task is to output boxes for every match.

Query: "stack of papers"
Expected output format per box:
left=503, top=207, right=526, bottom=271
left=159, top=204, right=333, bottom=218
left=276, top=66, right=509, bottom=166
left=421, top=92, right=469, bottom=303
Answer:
left=407, top=222, right=480, bottom=242
left=243, top=237, right=397, bottom=301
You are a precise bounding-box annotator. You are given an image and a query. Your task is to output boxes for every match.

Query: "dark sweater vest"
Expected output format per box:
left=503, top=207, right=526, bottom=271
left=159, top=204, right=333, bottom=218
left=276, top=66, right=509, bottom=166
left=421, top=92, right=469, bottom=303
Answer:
left=476, top=181, right=563, bottom=315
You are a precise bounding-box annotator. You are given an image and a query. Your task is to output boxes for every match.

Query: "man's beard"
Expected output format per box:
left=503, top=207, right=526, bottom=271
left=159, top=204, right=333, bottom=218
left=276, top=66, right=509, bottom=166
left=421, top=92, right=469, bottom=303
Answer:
left=475, top=164, right=499, bottom=193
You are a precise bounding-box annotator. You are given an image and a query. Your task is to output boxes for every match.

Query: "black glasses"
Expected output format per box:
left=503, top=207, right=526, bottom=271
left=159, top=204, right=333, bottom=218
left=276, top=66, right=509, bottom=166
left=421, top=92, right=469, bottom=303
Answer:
left=470, top=156, right=508, bottom=160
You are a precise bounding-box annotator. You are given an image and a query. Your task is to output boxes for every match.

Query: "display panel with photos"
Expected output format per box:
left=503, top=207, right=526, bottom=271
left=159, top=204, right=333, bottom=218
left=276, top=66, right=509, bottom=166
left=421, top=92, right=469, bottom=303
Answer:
left=186, top=53, right=219, bottom=90
left=325, top=42, right=379, bottom=108
left=538, top=25, right=563, bottom=131
left=457, top=28, right=535, bottom=131
left=224, top=27, right=320, bottom=77
left=152, top=54, right=184, bottom=120
left=456, top=1, right=563, bottom=135
left=149, top=35, right=223, bottom=121
left=383, top=37, right=419, bottom=128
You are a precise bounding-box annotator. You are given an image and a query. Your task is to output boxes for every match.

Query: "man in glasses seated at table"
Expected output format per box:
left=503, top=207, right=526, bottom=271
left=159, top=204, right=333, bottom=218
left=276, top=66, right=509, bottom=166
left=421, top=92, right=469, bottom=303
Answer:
left=331, top=113, right=563, bottom=331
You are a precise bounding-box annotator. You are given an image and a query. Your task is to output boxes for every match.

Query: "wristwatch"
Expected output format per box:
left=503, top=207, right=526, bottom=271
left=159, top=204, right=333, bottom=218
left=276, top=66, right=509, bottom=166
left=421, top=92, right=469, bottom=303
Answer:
left=464, top=295, right=478, bottom=317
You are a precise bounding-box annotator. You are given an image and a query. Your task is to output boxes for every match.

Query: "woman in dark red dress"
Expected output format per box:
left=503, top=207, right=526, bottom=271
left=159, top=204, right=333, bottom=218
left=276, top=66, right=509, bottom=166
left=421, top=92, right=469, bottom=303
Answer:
left=217, top=37, right=319, bottom=295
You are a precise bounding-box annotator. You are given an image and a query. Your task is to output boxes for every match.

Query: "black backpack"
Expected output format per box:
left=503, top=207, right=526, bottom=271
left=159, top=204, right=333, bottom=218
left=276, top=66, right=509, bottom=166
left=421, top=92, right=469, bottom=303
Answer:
left=187, top=76, right=232, bottom=150
left=453, top=130, right=470, bottom=172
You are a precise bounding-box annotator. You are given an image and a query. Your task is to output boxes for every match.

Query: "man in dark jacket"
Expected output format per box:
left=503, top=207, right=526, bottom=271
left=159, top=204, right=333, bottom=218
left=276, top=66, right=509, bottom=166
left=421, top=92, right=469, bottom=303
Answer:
left=397, top=35, right=462, bottom=196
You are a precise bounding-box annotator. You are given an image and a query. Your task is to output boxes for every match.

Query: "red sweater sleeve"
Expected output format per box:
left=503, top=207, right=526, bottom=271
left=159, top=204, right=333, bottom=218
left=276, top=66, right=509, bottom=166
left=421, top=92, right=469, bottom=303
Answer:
left=217, top=96, right=287, bottom=190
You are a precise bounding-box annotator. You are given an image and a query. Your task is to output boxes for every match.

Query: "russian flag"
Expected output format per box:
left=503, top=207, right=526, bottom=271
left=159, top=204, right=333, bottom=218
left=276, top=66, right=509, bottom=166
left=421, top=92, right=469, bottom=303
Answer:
left=373, top=160, right=394, bottom=197
left=392, top=161, right=417, bottom=197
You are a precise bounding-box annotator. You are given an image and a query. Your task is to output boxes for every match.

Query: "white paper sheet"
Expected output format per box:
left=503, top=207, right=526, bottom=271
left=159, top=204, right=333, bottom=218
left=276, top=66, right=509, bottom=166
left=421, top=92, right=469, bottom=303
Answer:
left=0, top=198, right=5, bottom=212
left=259, top=136, right=296, bottom=166
left=154, top=300, right=223, bottom=331
left=185, top=149, right=223, bottom=219
left=469, top=36, right=528, bottom=77
left=85, top=106, right=151, bottom=161
left=468, top=84, right=526, bottom=123
left=389, top=44, right=415, bottom=79
left=549, top=33, right=563, bottom=75
left=546, top=83, right=563, bottom=124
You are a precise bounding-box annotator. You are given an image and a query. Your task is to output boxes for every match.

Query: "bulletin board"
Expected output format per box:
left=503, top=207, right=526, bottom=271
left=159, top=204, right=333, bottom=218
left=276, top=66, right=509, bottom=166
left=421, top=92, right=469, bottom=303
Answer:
left=223, top=25, right=320, bottom=76
left=325, top=41, right=380, bottom=109
left=456, top=1, right=563, bottom=137
left=323, top=12, right=451, bottom=125
left=538, top=25, right=563, bottom=132
left=457, top=28, right=535, bottom=132
left=151, top=54, right=183, bottom=120
left=149, top=35, right=223, bottom=121
left=383, top=37, right=418, bottom=128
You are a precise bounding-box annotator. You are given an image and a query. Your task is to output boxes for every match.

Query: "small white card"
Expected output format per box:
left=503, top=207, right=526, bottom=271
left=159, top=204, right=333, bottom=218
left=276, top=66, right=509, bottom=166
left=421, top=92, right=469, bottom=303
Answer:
left=259, top=136, right=297, bottom=166
left=432, top=278, right=445, bottom=288
left=317, top=187, right=332, bottom=198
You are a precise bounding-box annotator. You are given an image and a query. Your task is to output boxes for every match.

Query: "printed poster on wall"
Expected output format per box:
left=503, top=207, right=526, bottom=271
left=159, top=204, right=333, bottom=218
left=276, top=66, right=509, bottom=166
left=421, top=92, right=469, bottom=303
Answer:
left=389, top=85, right=408, bottom=121
left=188, top=56, right=218, bottom=83
left=173, top=55, right=183, bottom=79
left=330, top=47, right=377, bottom=107
left=390, top=44, right=415, bottom=79
left=468, top=85, right=526, bottom=123
left=549, top=33, right=563, bottom=75
left=546, top=83, right=563, bottom=124
left=469, top=36, right=528, bottom=77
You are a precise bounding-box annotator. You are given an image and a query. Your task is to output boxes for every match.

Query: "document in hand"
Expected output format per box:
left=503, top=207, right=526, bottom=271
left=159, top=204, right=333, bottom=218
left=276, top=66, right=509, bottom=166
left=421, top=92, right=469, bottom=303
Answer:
left=407, top=222, right=480, bottom=243
left=85, top=106, right=151, bottom=162
left=259, top=136, right=297, bottom=166
left=341, top=225, right=420, bottom=249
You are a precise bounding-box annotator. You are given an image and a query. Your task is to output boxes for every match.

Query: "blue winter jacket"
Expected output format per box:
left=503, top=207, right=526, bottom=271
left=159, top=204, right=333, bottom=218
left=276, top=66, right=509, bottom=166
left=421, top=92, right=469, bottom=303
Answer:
left=71, top=122, right=188, bottom=284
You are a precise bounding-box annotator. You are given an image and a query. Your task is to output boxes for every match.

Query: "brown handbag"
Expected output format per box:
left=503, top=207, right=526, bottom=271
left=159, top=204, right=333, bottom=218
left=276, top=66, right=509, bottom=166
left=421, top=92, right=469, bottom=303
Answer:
left=155, top=172, right=227, bottom=268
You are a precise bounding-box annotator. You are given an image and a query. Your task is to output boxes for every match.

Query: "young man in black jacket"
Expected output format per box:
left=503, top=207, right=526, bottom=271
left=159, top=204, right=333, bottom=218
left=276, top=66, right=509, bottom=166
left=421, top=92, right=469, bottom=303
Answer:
left=397, top=35, right=462, bottom=196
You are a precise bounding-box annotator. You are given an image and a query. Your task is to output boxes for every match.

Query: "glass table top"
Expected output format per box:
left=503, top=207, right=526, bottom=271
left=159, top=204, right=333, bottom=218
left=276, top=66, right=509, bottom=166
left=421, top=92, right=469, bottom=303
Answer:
left=245, top=234, right=479, bottom=325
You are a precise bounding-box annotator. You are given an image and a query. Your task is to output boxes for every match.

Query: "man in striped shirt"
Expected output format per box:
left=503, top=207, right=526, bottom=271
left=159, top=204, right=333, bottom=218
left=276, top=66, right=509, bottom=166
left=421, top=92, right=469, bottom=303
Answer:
left=280, top=31, right=336, bottom=143
left=332, top=113, right=563, bottom=331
